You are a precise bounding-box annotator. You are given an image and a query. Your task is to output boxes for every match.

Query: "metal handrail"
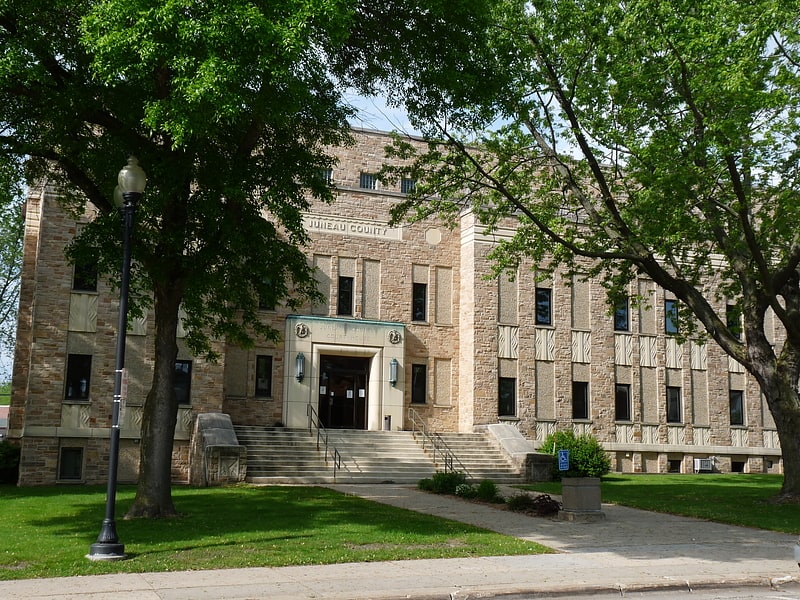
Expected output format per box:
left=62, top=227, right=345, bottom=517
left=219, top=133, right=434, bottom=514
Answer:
left=307, top=403, right=342, bottom=478
left=407, top=407, right=471, bottom=480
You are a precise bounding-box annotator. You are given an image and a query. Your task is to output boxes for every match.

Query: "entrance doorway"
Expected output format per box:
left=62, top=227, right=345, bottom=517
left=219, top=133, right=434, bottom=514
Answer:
left=318, top=355, right=370, bottom=429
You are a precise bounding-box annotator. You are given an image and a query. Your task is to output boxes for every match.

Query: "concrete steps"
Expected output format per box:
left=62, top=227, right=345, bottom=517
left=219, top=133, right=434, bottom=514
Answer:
left=425, top=432, right=526, bottom=484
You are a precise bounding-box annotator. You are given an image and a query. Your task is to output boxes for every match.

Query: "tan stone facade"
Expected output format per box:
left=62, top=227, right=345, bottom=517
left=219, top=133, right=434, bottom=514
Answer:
left=8, top=129, right=782, bottom=485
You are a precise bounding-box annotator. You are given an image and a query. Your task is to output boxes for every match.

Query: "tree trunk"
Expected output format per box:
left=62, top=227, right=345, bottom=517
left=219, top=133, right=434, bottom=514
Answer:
left=125, top=282, right=182, bottom=518
left=761, top=375, right=800, bottom=501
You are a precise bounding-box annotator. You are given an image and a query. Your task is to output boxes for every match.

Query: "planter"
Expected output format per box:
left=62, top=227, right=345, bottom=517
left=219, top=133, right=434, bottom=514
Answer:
left=559, top=476, right=605, bottom=522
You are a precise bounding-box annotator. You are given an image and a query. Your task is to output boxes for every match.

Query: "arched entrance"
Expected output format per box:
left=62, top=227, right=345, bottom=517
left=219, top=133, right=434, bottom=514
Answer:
left=318, top=355, right=370, bottom=429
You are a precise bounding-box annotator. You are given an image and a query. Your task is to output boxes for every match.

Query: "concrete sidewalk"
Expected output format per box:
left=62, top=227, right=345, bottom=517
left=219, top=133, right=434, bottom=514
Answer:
left=1, top=484, right=798, bottom=599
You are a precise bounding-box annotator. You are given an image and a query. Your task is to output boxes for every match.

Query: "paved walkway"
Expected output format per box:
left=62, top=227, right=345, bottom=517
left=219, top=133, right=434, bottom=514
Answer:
left=1, top=484, right=798, bottom=599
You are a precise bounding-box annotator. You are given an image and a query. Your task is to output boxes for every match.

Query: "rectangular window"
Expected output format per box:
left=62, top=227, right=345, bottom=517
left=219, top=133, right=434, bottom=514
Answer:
left=729, top=390, right=744, bottom=426
left=665, top=299, right=679, bottom=334
left=72, top=258, right=97, bottom=292
left=411, top=364, right=427, bottom=404
left=337, top=276, right=354, bottom=316
left=400, top=178, right=416, bottom=194
left=572, top=381, right=589, bottom=420
left=726, top=304, right=743, bottom=341
left=666, top=386, right=682, bottom=423
left=614, top=297, right=630, bottom=331
left=174, top=360, right=192, bottom=405
left=65, top=354, right=92, bottom=400
left=58, top=447, right=84, bottom=480
left=412, top=282, right=427, bottom=321
left=615, top=383, right=632, bottom=421
left=255, top=355, right=273, bottom=397
left=535, top=287, right=552, bottom=325
left=319, top=168, right=333, bottom=185
left=359, top=172, right=377, bottom=189
left=498, top=377, right=517, bottom=417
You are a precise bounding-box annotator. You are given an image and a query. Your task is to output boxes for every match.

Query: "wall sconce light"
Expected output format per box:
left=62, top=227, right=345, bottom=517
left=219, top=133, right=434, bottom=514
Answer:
left=295, top=352, right=305, bottom=382
left=389, top=358, right=398, bottom=387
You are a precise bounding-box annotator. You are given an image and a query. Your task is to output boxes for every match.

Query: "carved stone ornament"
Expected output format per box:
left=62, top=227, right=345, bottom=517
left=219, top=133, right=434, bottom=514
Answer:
left=295, top=322, right=310, bottom=338
left=388, top=329, right=402, bottom=344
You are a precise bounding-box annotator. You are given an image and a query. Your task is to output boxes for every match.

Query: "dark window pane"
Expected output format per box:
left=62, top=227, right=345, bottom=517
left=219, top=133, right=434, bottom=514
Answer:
left=535, top=288, right=552, bottom=325
left=667, top=386, right=682, bottom=423
left=726, top=304, right=742, bottom=340
left=256, top=355, right=272, bottom=397
left=665, top=299, right=679, bottom=334
left=572, top=381, right=589, bottom=419
left=729, top=390, right=744, bottom=426
left=359, top=172, right=377, bottom=189
left=73, top=259, right=97, bottom=292
left=58, top=447, right=83, bottom=480
left=412, top=282, right=427, bottom=321
left=615, top=384, right=631, bottom=421
left=337, top=276, right=353, bottom=316
left=614, top=297, right=629, bottom=331
left=498, top=377, right=516, bottom=416
left=411, top=364, right=426, bottom=404
left=175, top=360, right=192, bottom=405
left=65, top=354, right=92, bottom=400
left=401, top=178, right=416, bottom=194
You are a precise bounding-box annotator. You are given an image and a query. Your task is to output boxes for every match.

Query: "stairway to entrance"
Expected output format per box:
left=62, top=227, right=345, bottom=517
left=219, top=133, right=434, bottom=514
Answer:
left=233, top=426, right=527, bottom=485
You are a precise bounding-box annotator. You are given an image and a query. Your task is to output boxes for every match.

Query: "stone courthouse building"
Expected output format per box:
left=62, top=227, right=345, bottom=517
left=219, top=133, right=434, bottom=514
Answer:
left=8, top=128, right=783, bottom=485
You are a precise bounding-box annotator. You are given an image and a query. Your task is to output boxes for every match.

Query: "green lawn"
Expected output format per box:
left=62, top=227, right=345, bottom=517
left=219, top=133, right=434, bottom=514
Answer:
left=0, top=484, right=549, bottom=580
left=522, top=473, right=800, bottom=533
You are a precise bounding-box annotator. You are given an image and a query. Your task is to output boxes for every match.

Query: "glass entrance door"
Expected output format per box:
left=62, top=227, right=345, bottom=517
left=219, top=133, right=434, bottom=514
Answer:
left=318, top=355, right=369, bottom=429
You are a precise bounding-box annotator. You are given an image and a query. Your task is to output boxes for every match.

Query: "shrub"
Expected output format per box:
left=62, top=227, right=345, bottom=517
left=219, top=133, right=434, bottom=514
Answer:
left=476, top=479, right=500, bottom=502
left=430, top=471, right=467, bottom=494
left=507, top=493, right=561, bottom=516
left=455, top=483, right=477, bottom=499
left=417, top=478, right=434, bottom=491
left=540, top=430, right=611, bottom=480
left=0, top=440, right=21, bottom=484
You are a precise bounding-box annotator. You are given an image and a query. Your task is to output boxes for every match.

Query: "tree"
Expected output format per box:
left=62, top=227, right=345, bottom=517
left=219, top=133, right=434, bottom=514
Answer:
left=0, top=0, right=363, bottom=517
left=366, top=0, right=800, bottom=500
left=0, top=156, right=23, bottom=359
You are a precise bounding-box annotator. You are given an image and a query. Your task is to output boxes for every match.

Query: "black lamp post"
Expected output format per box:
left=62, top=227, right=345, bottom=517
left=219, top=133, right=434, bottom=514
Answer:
left=87, top=157, right=146, bottom=561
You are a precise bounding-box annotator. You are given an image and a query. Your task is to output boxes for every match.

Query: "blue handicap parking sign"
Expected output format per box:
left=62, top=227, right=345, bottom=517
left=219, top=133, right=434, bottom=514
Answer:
left=557, top=449, right=570, bottom=471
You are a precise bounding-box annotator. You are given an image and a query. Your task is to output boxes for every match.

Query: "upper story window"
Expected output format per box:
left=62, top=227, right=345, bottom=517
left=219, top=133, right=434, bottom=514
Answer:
left=535, top=287, right=552, bottom=325
left=400, top=178, right=416, bottom=194
left=337, top=276, right=354, bottom=316
left=572, top=381, right=589, bottom=419
left=175, top=360, right=192, bottom=405
left=614, top=297, right=630, bottom=331
left=666, top=386, right=682, bottom=423
left=359, top=172, right=377, bottom=190
left=729, top=390, right=745, bottom=426
left=65, top=354, right=92, bottom=400
left=615, top=383, right=631, bottom=421
left=665, top=299, right=679, bottom=334
left=319, top=168, right=333, bottom=185
left=726, top=303, right=743, bottom=341
left=412, top=282, right=427, bottom=321
left=73, top=258, right=97, bottom=292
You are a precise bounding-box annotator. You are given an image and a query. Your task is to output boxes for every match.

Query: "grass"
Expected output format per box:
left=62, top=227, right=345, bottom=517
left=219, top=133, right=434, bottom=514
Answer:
left=521, top=473, right=800, bottom=533
left=0, top=484, right=549, bottom=581
left=0, top=381, right=9, bottom=405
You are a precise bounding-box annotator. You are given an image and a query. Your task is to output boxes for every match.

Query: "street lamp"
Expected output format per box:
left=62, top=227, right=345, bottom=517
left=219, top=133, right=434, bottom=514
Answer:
left=87, top=157, right=146, bottom=561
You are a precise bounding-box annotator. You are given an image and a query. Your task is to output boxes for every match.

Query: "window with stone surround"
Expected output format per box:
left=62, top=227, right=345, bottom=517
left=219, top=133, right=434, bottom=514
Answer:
left=729, top=389, right=745, bottom=426
left=726, top=303, right=743, bottom=341
left=535, top=287, right=552, bottom=325
left=614, top=296, right=630, bottom=331
left=337, top=276, right=354, bottom=316
left=359, top=172, right=377, bottom=189
left=72, top=257, right=97, bottom=292
left=255, top=355, right=272, bottom=397
left=65, top=354, right=92, bottom=400
left=615, top=383, right=631, bottom=421
left=401, top=178, right=416, bottom=194
left=666, top=386, right=682, bottom=423
left=175, top=360, right=192, bottom=405
left=412, top=282, right=427, bottom=322
left=572, top=381, right=589, bottom=419
left=411, top=364, right=427, bottom=404
left=665, top=299, right=679, bottom=334
left=498, top=377, right=516, bottom=417
left=58, top=446, right=84, bottom=481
